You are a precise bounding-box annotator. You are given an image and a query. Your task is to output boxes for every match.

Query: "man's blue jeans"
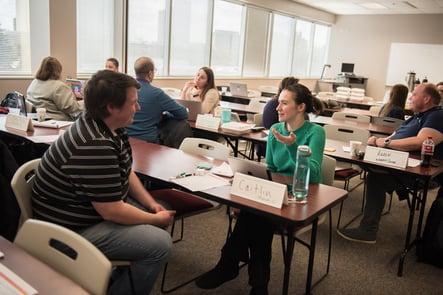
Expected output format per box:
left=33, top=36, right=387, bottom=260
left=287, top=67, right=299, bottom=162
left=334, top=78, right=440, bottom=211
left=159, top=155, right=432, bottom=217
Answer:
left=75, top=198, right=172, bottom=294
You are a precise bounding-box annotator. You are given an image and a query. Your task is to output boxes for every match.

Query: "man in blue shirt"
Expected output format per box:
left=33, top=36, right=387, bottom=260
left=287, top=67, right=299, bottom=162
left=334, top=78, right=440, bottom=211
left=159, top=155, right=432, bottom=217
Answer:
left=338, top=83, right=443, bottom=243
left=126, top=57, right=188, bottom=143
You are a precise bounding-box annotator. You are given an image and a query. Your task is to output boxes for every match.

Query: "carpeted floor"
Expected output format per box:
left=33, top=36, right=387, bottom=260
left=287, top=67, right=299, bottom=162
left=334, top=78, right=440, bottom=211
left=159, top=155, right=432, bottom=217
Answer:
left=151, top=176, right=443, bottom=295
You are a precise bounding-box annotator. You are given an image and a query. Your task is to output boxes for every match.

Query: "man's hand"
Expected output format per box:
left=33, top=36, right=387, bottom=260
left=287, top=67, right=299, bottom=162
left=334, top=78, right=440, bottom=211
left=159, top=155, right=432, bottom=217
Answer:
left=150, top=202, right=167, bottom=213
left=368, top=136, right=379, bottom=146
left=154, top=210, right=176, bottom=229
left=272, top=128, right=296, bottom=146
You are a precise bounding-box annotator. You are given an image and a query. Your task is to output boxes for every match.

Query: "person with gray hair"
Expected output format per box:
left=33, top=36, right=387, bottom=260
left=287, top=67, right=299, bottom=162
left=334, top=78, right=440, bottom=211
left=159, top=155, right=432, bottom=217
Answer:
left=338, top=83, right=443, bottom=244
left=126, top=57, right=188, bottom=144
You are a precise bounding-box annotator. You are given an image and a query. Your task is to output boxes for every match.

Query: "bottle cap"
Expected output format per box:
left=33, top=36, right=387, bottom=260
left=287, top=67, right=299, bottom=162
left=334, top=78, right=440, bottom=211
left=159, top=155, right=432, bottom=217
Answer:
left=297, top=145, right=312, bottom=156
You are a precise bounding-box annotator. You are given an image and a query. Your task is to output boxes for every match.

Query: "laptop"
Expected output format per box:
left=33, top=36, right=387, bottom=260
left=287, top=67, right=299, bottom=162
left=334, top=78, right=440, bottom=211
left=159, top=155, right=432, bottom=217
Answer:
left=230, top=82, right=249, bottom=98
left=173, top=98, right=202, bottom=121
left=227, top=156, right=271, bottom=180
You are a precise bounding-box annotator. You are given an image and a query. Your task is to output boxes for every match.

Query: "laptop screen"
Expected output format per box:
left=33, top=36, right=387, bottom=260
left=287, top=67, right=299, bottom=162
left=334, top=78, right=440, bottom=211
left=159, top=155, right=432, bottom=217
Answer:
left=173, top=98, right=202, bottom=121
left=229, top=82, right=248, bottom=98
left=66, top=79, right=83, bottom=94
left=228, top=156, right=271, bottom=180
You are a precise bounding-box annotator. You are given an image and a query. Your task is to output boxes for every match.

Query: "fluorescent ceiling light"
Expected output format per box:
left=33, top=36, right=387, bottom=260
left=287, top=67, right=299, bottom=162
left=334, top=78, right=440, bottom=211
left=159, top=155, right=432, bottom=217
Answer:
left=359, top=2, right=387, bottom=9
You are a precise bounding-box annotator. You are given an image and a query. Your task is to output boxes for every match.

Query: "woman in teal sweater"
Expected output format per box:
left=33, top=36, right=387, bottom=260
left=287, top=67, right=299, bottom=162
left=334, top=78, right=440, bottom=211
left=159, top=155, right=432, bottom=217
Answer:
left=266, top=85, right=325, bottom=182
left=196, top=84, right=325, bottom=295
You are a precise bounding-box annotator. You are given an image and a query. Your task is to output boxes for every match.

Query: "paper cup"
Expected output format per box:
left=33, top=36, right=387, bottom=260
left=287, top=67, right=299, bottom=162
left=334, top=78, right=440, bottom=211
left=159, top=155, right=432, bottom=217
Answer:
left=36, top=108, right=46, bottom=122
left=350, top=140, right=362, bottom=157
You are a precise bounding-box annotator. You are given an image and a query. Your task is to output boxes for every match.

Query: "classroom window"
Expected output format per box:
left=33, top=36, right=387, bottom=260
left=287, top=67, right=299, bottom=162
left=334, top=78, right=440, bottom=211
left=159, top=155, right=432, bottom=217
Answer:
left=310, top=23, right=330, bottom=77
left=242, top=7, right=270, bottom=77
left=169, top=0, right=212, bottom=76
left=211, top=0, right=245, bottom=76
left=269, top=13, right=294, bottom=77
left=292, top=19, right=330, bottom=78
left=0, top=0, right=31, bottom=75
left=77, top=0, right=117, bottom=75
left=127, top=0, right=168, bottom=76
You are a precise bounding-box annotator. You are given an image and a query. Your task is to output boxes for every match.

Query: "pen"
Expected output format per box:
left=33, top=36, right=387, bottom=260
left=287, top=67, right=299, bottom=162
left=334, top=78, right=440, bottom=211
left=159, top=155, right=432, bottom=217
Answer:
left=171, top=172, right=193, bottom=179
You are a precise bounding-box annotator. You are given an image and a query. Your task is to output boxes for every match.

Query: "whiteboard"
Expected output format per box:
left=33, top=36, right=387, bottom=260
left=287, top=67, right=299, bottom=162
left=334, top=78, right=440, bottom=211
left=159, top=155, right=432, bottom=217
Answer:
left=386, top=43, right=443, bottom=86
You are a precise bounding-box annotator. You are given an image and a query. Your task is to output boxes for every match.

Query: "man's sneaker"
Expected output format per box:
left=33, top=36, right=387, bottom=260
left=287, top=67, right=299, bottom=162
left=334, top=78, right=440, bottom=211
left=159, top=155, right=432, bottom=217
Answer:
left=195, top=260, right=239, bottom=289
left=337, top=227, right=376, bottom=244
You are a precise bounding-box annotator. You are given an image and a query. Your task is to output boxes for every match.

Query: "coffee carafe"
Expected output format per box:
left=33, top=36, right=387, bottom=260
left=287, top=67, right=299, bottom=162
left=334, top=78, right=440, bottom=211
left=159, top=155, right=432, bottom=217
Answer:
left=406, top=71, right=416, bottom=92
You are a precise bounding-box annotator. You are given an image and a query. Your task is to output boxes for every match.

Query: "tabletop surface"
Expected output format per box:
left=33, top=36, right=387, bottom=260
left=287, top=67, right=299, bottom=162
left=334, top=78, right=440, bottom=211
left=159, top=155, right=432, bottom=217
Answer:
left=0, top=236, right=88, bottom=295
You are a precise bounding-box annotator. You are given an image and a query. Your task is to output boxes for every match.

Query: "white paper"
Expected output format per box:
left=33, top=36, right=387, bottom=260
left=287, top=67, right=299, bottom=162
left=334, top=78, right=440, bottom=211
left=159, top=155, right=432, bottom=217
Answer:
left=170, top=173, right=230, bottom=192
left=407, top=158, right=421, bottom=167
left=342, top=145, right=350, bottom=152
left=0, top=262, right=38, bottom=295
left=211, top=162, right=234, bottom=177
left=32, top=120, right=73, bottom=129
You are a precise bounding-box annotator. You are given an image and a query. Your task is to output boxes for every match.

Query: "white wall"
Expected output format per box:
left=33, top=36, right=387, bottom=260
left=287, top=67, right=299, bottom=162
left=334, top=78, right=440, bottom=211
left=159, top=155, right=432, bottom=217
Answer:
left=327, top=14, right=443, bottom=100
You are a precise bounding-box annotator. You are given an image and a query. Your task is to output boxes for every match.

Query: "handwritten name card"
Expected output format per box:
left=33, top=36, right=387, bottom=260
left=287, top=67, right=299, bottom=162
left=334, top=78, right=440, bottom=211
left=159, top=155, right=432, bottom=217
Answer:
left=195, top=114, right=220, bottom=130
left=363, top=145, right=409, bottom=168
left=231, top=172, right=287, bottom=208
left=5, top=114, right=34, bottom=131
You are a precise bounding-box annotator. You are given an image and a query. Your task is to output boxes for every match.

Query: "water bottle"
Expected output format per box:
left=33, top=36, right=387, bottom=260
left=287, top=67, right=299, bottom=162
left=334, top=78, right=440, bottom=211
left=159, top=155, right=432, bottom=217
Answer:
left=292, top=145, right=311, bottom=204
left=421, top=136, right=434, bottom=167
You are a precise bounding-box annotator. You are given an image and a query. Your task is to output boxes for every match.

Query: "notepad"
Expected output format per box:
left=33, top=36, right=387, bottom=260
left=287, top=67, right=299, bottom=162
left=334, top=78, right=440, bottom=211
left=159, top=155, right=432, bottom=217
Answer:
left=0, top=262, right=38, bottom=295
left=32, top=120, right=73, bottom=129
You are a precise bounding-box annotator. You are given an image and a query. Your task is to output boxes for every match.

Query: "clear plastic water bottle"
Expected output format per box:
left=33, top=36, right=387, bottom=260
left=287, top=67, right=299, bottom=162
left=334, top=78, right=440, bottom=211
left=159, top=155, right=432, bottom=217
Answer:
left=292, top=145, right=311, bottom=204
left=421, top=136, right=434, bottom=167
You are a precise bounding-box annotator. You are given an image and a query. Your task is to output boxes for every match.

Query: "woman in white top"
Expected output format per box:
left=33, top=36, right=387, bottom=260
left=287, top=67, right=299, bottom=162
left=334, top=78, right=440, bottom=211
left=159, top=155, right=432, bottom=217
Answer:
left=181, top=67, right=219, bottom=114
left=27, top=56, right=84, bottom=121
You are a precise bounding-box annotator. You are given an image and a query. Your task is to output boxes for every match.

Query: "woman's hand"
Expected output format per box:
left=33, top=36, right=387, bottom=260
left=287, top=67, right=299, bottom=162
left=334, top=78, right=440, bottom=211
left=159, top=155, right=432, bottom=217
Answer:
left=272, top=128, right=296, bottom=146
left=183, top=81, right=196, bottom=91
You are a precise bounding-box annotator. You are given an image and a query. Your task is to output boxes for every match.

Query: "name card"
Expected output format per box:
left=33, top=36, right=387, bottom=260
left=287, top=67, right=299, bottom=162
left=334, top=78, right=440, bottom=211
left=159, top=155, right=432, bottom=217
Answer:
left=230, top=172, right=287, bottom=209
left=195, top=114, right=220, bottom=130
left=363, top=145, right=409, bottom=168
left=5, top=114, right=34, bottom=131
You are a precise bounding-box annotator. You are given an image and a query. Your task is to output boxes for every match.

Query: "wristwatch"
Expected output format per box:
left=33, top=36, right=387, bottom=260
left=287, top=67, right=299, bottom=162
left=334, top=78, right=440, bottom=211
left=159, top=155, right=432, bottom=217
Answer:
left=384, top=138, right=392, bottom=148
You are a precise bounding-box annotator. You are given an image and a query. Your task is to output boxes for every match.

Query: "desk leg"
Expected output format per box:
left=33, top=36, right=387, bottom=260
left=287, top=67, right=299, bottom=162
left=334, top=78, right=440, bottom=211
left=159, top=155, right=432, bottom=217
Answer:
left=398, top=181, right=418, bottom=276
left=282, top=225, right=295, bottom=295
left=398, top=179, right=430, bottom=276
left=306, top=219, right=318, bottom=294
left=223, top=136, right=239, bottom=157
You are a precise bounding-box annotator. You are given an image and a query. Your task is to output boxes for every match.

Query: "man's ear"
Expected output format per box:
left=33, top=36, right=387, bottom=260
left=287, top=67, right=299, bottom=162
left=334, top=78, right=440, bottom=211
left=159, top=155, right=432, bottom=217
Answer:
left=106, top=103, right=116, bottom=115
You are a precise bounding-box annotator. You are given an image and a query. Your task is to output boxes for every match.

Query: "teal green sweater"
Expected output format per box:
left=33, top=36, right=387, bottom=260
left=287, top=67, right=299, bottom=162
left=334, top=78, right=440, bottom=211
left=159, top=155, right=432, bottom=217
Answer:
left=265, top=121, right=325, bottom=183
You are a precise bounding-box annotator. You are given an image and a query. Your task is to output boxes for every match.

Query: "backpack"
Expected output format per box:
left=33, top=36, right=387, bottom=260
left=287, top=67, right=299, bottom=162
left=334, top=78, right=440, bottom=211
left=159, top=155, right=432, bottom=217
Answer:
left=1, top=91, right=25, bottom=110
left=416, top=197, right=443, bottom=268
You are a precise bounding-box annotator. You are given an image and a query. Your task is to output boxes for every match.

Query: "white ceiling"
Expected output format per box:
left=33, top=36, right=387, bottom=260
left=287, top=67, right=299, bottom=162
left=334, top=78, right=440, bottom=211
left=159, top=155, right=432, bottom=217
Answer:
left=292, top=0, right=443, bottom=15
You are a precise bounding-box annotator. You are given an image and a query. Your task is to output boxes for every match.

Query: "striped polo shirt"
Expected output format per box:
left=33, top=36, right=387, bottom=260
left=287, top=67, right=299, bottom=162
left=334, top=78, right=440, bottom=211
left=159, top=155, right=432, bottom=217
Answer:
left=32, top=115, right=132, bottom=229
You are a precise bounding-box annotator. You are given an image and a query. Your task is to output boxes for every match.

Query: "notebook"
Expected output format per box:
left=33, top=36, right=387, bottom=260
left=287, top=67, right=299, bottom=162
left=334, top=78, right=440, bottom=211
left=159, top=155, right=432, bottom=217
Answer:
left=230, top=82, right=249, bottom=98
left=228, top=156, right=271, bottom=180
left=173, top=98, right=202, bottom=121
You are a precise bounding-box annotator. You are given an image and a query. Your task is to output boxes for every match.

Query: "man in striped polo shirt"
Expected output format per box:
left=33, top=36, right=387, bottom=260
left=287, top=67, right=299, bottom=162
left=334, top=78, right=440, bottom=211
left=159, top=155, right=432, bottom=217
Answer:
left=32, top=70, right=176, bottom=294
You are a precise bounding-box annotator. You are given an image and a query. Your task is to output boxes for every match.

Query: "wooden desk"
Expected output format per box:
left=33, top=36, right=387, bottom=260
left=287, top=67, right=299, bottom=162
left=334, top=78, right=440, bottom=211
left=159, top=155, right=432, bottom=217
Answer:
left=323, top=138, right=443, bottom=276
left=221, top=93, right=251, bottom=105
left=220, top=100, right=265, bottom=115
left=188, top=121, right=267, bottom=159
left=0, top=236, right=88, bottom=294
left=129, top=138, right=348, bottom=295
left=309, top=114, right=395, bottom=136
left=0, top=115, right=67, bottom=144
